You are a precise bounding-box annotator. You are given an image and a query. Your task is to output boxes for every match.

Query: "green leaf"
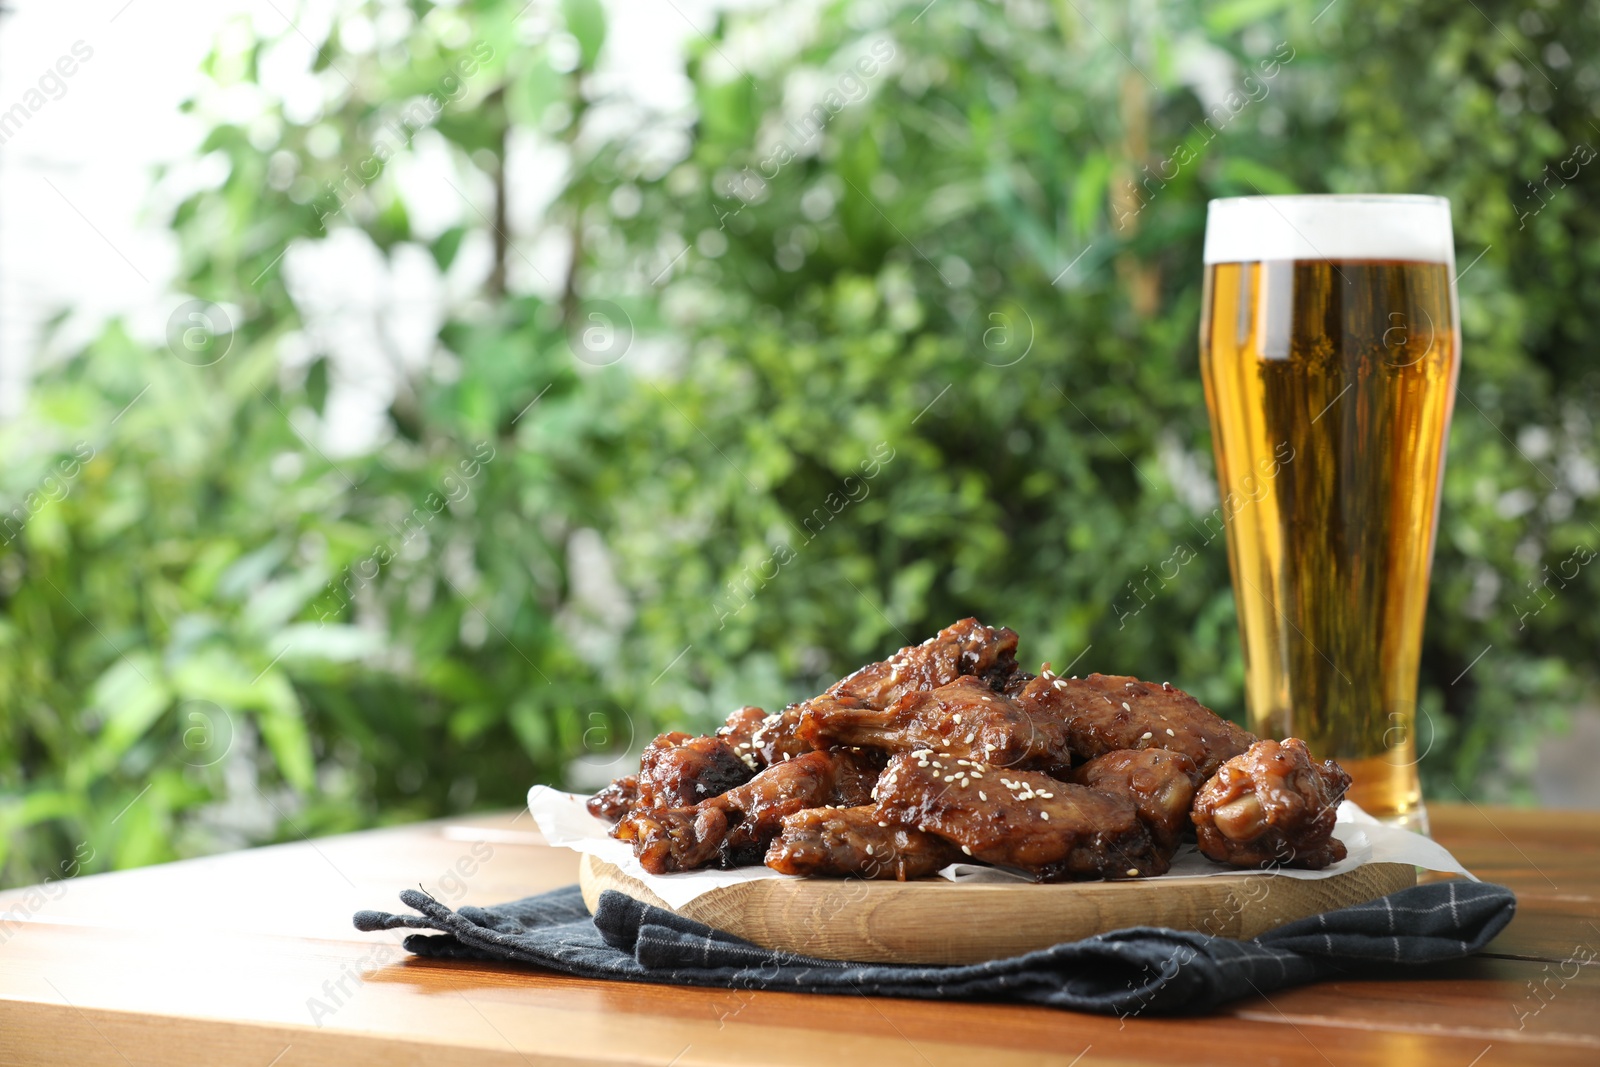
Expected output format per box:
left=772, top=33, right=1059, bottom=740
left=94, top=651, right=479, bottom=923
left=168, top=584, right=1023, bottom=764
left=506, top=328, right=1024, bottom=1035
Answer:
left=562, top=0, right=607, bottom=70
left=430, top=225, right=468, bottom=271
left=91, top=655, right=172, bottom=764
left=275, top=623, right=385, bottom=663
left=1217, top=157, right=1300, bottom=195
left=255, top=673, right=316, bottom=792
left=1204, top=0, right=1291, bottom=34
left=510, top=55, right=565, bottom=126
left=1071, top=153, right=1113, bottom=239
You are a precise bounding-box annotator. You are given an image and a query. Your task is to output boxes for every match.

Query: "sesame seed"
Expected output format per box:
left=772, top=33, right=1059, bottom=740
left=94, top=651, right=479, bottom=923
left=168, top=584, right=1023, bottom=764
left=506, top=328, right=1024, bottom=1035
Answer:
left=878, top=821, right=889, bottom=827
left=1166, top=728, right=1176, bottom=737
left=1126, top=868, right=1139, bottom=877
left=952, top=714, right=962, bottom=724
left=1041, top=812, right=1050, bottom=821
left=865, top=844, right=874, bottom=855
left=1122, top=702, right=1131, bottom=711
left=1140, top=731, right=1153, bottom=740
left=979, top=791, right=987, bottom=800
left=961, top=845, right=972, bottom=856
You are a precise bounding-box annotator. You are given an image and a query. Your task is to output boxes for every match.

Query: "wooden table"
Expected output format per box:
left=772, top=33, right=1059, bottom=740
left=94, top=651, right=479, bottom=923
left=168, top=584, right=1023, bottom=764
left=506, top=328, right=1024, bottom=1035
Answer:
left=1, top=804, right=1595, bottom=1066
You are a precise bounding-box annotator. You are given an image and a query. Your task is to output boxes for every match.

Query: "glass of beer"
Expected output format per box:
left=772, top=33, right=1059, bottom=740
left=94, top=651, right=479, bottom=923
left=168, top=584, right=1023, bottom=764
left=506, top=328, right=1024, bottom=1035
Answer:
left=1198, top=195, right=1459, bottom=833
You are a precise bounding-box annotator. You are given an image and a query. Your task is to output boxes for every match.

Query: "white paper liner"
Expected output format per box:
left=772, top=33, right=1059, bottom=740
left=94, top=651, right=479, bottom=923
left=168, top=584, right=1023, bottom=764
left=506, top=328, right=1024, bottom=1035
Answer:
left=528, top=784, right=1475, bottom=910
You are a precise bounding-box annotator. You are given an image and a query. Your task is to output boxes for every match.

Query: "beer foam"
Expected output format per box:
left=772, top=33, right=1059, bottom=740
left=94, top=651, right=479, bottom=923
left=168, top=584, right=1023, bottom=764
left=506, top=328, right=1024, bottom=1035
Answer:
left=1203, top=195, right=1454, bottom=265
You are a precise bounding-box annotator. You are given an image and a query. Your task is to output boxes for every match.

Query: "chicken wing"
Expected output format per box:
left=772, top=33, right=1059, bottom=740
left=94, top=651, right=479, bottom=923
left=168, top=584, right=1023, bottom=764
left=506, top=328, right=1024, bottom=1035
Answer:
left=750, top=706, right=812, bottom=765
left=830, top=616, right=1022, bottom=706
left=1070, top=748, right=1201, bottom=851
left=1019, top=671, right=1255, bottom=776
left=616, top=749, right=878, bottom=874
left=586, top=775, right=638, bottom=822
left=768, top=617, right=1025, bottom=760
left=635, top=730, right=756, bottom=810
left=716, top=704, right=770, bottom=772
left=587, top=706, right=767, bottom=821
left=765, top=805, right=962, bottom=880
left=872, top=751, right=1166, bottom=881
left=1191, top=738, right=1351, bottom=870
left=797, top=675, right=1074, bottom=773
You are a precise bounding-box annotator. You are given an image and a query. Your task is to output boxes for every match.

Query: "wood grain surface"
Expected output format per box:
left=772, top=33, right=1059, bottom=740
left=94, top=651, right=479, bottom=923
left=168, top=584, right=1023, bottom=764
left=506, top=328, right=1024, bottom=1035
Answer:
left=579, top=852, right=1418, bottom=964
left=0, top=804, right=1595, bottom=1066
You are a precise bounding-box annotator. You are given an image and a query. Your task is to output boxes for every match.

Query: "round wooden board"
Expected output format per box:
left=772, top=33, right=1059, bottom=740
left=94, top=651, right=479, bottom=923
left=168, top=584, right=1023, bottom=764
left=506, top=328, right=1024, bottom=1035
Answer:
left=579, top=852, right=1417, bottom=965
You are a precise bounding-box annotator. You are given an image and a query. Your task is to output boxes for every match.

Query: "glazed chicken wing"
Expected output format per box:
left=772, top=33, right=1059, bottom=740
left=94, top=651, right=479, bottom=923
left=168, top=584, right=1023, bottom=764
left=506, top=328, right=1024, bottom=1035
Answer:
left=716, top=704, right=770, bottom=771
left=765, top=805, right=962, bottom=880
left=635, top=731, right=755, bottom=809
left=750, top=706, right=812, bottom=765
left=586, top=775, right=639, bottom=822
left=1019, top=671, right=1255, bottom=777
left=828, top=616, right=1023, bottom=707
left=797, top=675, right=1073, bottom=773
left=1070, top=748, right=1201, bottom=852
left=616, top=749, right=878, bottom=874
left=872, top=751, right=1166, bottom=881
left=1191, top=738, right=1351, bottom=870
left=769, top=617, right=1025, bottom=763
left=587, top=706, right=766, bottom=821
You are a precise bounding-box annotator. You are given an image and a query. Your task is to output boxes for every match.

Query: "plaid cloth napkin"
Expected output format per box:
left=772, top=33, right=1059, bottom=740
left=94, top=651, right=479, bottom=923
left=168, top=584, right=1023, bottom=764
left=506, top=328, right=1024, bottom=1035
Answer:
left=353, top=879, right=1514, bottom=1015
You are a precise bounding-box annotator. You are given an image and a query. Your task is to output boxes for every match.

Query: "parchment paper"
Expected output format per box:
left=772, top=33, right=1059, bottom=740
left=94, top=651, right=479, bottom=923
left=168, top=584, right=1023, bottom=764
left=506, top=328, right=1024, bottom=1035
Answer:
left=528, top=783, right=1475, bottom=910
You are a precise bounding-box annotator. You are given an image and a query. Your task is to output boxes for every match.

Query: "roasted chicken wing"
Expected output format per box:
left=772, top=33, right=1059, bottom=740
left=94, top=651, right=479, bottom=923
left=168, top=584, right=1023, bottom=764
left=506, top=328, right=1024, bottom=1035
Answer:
left=772, top=617, right=1024, bottom=762
left=872, top=751, right=1166, bottom=881
left=750, top=706, right=812, bottom=765
left=828, top=616, right=1022, bottom=706
left=588, top=706, right=767, bottom=821
left=765, top=805, right=961, bottom=880
left=716, top=705, right=770, bottom=771
left=1191, top=738, right=1351, bottom=869
left=1070, top=748, right=1201, bottom=852
left=585, top=775, right=638, bottom=822
left=616, top=749, right=878, bottom=873
left=1021, top=671, right=1256, bottom=777
left=797, top=674, right=1073, bottom=773
left=635, top=731, right=756, bottom=810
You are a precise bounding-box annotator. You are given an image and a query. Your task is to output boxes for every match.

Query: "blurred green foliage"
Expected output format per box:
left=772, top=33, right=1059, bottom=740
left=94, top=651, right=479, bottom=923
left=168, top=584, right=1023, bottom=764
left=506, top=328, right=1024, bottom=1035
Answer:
left=4, top=0, right=1597, bottom=886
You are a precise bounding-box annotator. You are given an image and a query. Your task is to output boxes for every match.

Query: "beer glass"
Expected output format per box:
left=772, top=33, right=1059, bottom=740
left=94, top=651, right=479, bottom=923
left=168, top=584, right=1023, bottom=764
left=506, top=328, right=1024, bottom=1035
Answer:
left=1198, top=195, right=1459, bottom=832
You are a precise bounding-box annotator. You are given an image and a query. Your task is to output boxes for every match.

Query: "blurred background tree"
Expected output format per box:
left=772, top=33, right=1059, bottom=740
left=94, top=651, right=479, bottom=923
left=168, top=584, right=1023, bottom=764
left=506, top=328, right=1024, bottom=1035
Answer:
left=3, top=0, right=1597, bottom=885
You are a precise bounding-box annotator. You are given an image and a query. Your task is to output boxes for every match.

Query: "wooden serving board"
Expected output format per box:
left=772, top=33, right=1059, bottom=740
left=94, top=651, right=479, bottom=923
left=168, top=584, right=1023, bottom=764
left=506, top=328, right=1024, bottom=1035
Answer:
left=579, top=852, right=1417, bottom=965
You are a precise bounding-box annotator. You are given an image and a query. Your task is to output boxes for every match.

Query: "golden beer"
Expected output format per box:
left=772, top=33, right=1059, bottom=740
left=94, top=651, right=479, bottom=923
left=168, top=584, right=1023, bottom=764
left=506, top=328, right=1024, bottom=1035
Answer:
left=1198, top=196, right=1459, bottom=831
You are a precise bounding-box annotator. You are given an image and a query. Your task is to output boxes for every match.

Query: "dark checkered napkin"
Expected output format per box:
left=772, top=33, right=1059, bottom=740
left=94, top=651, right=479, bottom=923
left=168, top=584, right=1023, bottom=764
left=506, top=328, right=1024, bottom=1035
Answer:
left=353, top=879, right=1514, bottom=1015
